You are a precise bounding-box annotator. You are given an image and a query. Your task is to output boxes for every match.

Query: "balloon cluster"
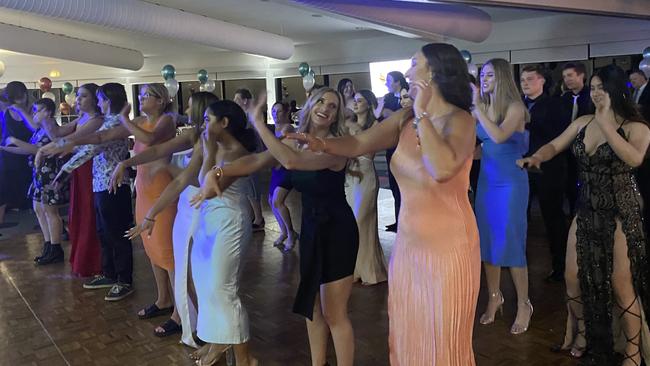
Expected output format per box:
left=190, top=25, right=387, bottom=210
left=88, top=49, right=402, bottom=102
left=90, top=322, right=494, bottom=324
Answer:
left=60, top=82, right=75, bottom=114
left=640, top=47, right=650, bottom=78
left=38, top=77, right=56, bottom=102
left=197, top=69, right=216, bottom=92
left=161, top=64, right=179, bottom=97
left=299, top=62, right=316, bottom=91
left=461, top=50, right=479, bottom=79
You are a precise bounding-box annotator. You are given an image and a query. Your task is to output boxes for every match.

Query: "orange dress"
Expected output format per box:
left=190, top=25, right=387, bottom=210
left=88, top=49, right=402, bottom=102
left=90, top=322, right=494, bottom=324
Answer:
left=388, top=124, right=480, bottom=365
left=134, top=119, right=176, bottom=271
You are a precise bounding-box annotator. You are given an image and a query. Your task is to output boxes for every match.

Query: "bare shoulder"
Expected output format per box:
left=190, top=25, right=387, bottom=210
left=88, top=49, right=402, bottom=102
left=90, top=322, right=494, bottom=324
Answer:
left=624, top=120, right=650, bottom=135
left=447, top=109, right=474, bottom=130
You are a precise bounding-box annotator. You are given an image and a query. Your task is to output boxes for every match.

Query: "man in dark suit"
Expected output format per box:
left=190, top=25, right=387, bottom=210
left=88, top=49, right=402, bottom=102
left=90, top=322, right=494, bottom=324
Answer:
left=630, top=70, right=650, bottom=121
left=521, top=65, right=571, bottom=282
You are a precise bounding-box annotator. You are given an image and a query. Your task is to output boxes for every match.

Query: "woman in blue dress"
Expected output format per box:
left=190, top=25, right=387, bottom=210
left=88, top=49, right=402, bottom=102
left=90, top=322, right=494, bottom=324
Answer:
left=473, top=58, right=533, bottom=335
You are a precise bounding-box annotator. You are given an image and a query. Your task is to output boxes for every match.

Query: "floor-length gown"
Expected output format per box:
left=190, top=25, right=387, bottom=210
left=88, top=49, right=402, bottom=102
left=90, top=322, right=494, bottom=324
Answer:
left=475, top=124, right=529, bottom=267
left=563, top=119, right=650, bottom=365
left=388, top=125, right=480, bottom=365
left=191, top=177, right=252, bottom=343
left=345, top=156, right=387, bottom=284
left=133, top=120, right=176, bottom=271
left=69, top=160, right=102, bottom=276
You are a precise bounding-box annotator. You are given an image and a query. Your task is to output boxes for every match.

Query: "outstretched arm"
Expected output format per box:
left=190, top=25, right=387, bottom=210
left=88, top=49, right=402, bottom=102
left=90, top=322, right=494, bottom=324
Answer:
left=287, top=106, right=406, bottom=158
left=517, top=116, right=587, bottom=169
left=4, top=136, right=39, bottom=155
left=119, top=105, right=176, bottom=145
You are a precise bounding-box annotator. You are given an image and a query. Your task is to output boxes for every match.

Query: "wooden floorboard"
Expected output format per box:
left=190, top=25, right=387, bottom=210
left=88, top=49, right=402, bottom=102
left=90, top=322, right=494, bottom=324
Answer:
left=0, top=188, right=579, bottom=365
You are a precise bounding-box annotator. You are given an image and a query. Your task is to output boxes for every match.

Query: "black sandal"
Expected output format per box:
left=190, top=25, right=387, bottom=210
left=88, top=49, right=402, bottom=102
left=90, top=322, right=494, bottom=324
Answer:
left=154, top=319, right=182, bottom=337
left=137, top=303, right=173, bottom=319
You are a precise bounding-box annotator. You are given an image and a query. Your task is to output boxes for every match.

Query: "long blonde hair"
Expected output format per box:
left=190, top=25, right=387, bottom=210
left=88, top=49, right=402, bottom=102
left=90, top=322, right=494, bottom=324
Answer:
left=479, top=58, right=528, bottom=124
left=297, top=87, right=346, bottom=137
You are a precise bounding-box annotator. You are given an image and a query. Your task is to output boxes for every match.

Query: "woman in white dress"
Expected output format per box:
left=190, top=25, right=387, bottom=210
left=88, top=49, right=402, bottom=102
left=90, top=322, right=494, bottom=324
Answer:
left=344, top=89, right=388, bottom=285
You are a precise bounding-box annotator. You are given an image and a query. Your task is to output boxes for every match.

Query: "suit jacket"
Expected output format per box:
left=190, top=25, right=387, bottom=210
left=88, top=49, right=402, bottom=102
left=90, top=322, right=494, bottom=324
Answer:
left=637, top=85, right=650, bottom=122
left=561, top=86, right=592, bottom=120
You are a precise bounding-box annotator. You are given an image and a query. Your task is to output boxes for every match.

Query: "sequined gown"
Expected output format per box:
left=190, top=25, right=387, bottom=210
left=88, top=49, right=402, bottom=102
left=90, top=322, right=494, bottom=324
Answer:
left=569, top=119, right=650, bottom=365
left=388, top=125, right=480, bottom=365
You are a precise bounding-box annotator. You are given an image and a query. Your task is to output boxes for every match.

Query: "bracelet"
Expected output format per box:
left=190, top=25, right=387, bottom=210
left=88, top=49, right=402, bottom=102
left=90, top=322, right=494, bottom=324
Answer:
left=211, top=166, right=224, bottom=178
left=143, top=217, right=155, bottom=222
left=314, top=136, right=326, bottom=155
left=412, top=112, right=429, bottom=130
left=56, top=138, right=67, bottom=147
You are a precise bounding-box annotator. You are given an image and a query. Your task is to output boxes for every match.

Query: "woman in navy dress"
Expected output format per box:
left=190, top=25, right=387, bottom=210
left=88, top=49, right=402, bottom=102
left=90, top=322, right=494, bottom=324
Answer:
left=473, top=58, right=533, bottom=335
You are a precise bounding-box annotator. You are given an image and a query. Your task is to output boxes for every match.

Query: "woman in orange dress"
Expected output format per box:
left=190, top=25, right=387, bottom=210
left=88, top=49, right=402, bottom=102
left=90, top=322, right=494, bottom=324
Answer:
left=119, top=84, right=179, bottom=336
left=290, top=43, right=480, bottom=365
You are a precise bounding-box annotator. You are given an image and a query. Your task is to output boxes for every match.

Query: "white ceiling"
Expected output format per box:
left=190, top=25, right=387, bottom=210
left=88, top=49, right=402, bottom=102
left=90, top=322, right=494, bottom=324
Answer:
left=0, top=0, right=648, bottom=84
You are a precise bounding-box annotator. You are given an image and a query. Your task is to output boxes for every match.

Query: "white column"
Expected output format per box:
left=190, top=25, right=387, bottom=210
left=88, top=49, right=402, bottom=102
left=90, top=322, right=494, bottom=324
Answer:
left=265, top=70, right=277, bottom=124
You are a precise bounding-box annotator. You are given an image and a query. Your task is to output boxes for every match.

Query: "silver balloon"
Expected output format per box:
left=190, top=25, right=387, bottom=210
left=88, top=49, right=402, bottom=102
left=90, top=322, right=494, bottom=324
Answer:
left=302, top=72, right=315, bottom=91
left=643, top=47, right=650, bottom=58
left=42, top=91, right=56, bottom=101
left=460, top=50, right=472, bottom=64
left=202, top=80, right=216, bottom=92
left=467, top=63, right=479, bottom=78
left=164, top=78, right=180, bottom=97
left=640, top=57, right=650, bottom=78
left=65, top=93, right=76, bottom=106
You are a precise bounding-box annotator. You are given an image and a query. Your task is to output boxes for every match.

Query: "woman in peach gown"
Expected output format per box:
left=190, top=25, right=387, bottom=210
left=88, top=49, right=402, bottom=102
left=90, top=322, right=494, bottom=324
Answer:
left=290, top=43, right=480, bottom=365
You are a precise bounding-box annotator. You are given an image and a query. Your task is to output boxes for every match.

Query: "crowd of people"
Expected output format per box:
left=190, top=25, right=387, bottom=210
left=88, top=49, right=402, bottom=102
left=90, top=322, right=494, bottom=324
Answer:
left=1, top=42, right=650, bottom=365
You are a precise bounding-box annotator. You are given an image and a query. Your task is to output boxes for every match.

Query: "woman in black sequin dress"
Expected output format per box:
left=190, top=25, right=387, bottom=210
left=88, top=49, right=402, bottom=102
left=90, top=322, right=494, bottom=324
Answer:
left=519, top=65, right=650, bottom=365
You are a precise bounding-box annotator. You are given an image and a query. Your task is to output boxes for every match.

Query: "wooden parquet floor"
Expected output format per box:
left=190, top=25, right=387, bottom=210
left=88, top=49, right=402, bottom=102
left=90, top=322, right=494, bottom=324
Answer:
left=0, top=188, right=580, bottom=366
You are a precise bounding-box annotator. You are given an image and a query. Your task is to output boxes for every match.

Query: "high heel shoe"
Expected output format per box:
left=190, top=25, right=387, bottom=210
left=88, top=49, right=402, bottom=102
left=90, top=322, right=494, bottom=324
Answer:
left=196, top=344, right=232, bottom=366
left=510, top=300, right=533, bottom=335
left=479, top=291, right=504, bottom=325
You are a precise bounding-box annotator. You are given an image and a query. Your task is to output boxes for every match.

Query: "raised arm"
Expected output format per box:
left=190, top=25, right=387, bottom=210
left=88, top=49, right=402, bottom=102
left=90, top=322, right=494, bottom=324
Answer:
left=124, top=132, right=192, bottom=168
left=473, top=98, right=526, bottom=144
left=9, top=105, right=38, bottom=131
left=250, top=96, right=346, bottom=171
left=287, top=107, right=406, bottom=158
left=119, top=105, right=176, bottom=145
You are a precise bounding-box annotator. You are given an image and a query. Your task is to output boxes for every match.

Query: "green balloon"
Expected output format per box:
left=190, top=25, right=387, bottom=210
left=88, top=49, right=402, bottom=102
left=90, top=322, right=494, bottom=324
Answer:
left=197, top=69, right=209, bottom=84
left=62, top=82, right=74, bottom=95
left=161, top=64, right=176, bottom=81
left=298, top=62, right=310, bottom=77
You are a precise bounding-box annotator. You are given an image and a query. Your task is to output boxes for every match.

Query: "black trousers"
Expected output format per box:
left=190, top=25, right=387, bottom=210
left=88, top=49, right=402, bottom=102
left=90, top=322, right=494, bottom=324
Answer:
left=94, top=186, right=134, bottom=285
left=386, top=147, right=401, bottom=224
left=529, top=171, right=569, bottom=274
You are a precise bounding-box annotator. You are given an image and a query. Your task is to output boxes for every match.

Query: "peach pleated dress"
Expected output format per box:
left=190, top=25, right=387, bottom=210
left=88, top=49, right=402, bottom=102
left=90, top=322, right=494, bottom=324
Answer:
left=388, top=124, right=481, bottom=366
left=133, top=119, right=176, bottom=271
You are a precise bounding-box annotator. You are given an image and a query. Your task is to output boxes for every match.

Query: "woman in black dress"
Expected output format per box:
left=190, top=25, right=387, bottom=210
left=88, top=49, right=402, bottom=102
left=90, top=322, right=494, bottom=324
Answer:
left=519, top=64, right=650, bottom=365
left=0, top=81, right=36, bottom=223
left=194, top=87, right=358, bottom=366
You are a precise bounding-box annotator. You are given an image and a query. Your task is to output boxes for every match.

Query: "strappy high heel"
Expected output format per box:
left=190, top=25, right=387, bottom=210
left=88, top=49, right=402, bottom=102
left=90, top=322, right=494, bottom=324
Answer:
left=479, top=291, right=504, bottom=325
left=552, top=295, right=586, bottom=357
left=196, top=344, right=232, bottom=366
left=619, top=296, right=642, bottom=366
left=510, top=299, right=533, bottom=335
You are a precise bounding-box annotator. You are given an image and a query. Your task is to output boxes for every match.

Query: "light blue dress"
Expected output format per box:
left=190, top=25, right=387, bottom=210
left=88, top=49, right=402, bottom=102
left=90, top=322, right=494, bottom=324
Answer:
left=475, top=123, right=529, bottom=267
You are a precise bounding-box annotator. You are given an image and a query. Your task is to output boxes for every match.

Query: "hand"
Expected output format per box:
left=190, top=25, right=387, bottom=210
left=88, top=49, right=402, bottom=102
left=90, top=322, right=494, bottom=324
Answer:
left=120, top=104, right=132, bottom=124
left=109, top=162, right=127, bottom=194
left=516, top=156, right=542, bottom=170
left=410, top=80, right=433, bottom=117
left=6, top=136, right=16, bottom=145
left=40, top=141, right=62, bottom=157
left=189, top=170, right=222, bottom=208
left=124, top=219, right=155, bottom=240
left=285, top=132, right=326, bottom=153
left=51, top=169, right=71, bottom=191
left=249, top=92, right=268, bottom=130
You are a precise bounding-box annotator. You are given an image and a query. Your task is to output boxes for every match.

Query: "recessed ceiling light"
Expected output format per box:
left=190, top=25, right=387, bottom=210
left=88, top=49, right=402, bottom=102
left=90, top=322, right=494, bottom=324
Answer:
left=311, top=14, right=322, bottom=17
left=49, top=70, right=61, bottom=78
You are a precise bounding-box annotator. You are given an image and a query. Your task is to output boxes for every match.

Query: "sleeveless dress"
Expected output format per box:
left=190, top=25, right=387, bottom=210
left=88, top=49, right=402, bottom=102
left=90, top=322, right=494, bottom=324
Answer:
left=133, top=119, right=176, bottom=271
left=27, top=129, right=69, bottom=205
left=191, top=176, right=252, bottom=343
left=388, top=124, right=480, bottom=365
left=475, top=124, right=529, bottom=267
left=568, top=118, right=650, bottom=365
left=0, top=110, right=32, bottom=209
left=171, top=150, right=200, bottom=348
left=345, top=155, right=387, bottom=285
left=291, top=168, right=359, bottom=319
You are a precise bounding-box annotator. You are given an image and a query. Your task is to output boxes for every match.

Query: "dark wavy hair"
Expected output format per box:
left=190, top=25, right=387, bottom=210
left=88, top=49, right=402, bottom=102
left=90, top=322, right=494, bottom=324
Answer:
left=337, top=78, right=354, bottom=97
left=206, top=100, right=257, bottom=152
left=5, top=81, right=27, bottom=104
left=234, top=88, right=252, bottom=100
left=591, top=64, right=646, bottom=125
left=34, top=98, right=56, bottom=118
left=79, top=83, right=101, bottom=114
left=421, top=43, right=472, bottom=112
left=387, top=71, right=409, bottom=91
left=356, top=89, right=378, bottom=130
left=97, top=83, right=127, bottom=115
